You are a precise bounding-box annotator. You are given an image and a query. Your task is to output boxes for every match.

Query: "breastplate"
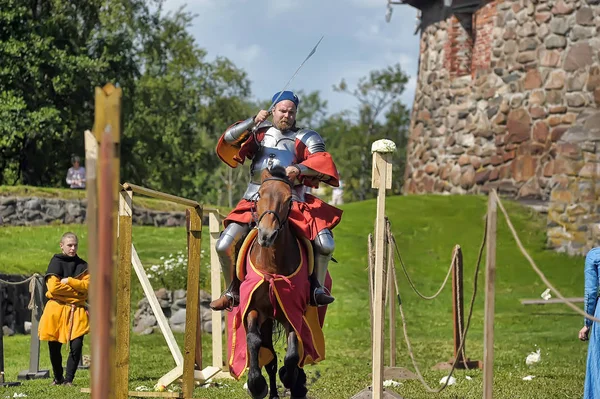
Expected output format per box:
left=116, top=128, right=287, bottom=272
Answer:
left=242, top=127, right=307, bottom=202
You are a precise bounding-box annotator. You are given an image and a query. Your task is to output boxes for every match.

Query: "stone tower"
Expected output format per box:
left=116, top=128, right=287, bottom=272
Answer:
left=401, top=0, right=599, bottom=255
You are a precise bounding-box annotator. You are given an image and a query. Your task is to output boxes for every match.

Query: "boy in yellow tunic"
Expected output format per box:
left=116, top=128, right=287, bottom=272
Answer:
left=38, top=232, right=90, bottom=386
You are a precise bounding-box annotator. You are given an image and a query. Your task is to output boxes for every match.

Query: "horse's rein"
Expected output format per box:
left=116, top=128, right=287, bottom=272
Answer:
left=254, top=176, right=293, bottom=234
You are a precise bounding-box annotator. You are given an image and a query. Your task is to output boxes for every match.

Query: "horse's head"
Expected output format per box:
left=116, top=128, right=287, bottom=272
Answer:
left=255, top=165, right=293, bottom=247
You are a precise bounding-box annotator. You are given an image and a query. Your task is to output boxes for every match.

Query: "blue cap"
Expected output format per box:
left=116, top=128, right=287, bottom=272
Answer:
left=271, top=91, right=299, bottom=108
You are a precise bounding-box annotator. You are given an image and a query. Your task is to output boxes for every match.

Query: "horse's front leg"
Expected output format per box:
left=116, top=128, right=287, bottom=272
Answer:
left=278, top=330, right=299, bottom=390
left=246, top=310, right=268, bottom=399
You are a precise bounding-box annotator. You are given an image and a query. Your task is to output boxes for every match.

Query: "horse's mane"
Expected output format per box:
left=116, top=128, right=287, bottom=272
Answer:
left=266, top=165, right=287, bottom=181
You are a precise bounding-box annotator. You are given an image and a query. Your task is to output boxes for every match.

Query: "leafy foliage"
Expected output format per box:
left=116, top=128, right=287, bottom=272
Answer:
left=0, top=1, right=410, bottom=205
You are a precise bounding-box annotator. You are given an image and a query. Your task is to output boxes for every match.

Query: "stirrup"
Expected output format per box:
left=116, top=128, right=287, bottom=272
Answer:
left=210, top=291, right=237, bottom=312
left=311, top=286, right=334, bottom=307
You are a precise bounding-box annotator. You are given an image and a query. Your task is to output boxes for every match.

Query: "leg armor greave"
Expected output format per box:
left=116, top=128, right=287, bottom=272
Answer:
left=215, top=222, right=251, bottom=286
left=313, top=229, right=335, bottom=286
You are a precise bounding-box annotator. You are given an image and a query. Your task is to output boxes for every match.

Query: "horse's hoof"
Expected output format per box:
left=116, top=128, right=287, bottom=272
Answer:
left=250, top=385, right=268, bottom=399
left=247, top=374, right=268, bottom=399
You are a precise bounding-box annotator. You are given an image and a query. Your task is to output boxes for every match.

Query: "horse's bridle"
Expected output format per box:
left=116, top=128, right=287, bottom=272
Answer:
left=253, top=176, right=293, bottom=235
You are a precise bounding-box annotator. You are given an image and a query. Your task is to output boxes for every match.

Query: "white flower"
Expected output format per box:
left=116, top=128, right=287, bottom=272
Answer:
left=540, top=288, right=552, bottom=301
left=371, top=139, right=397, bottom=153
left=383, top=380, right=402, bottom=387
left=465, top=376, right=472, bottom=381
left=522, top=375, right=535, bottom=381
left=439, top=376, right=456, bottom=386
left=525, top=349, right=541, bottom=366
left=13, top=394, right=28, bottom=398
left=159, top=256, right=165, bottom=260
left=135, top=386, right=151, bottom=392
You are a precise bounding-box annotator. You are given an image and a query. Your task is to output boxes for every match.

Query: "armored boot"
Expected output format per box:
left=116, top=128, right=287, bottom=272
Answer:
left=310, top=229, right=335, bottom=307
left=209, top=223, right=251, bottom=311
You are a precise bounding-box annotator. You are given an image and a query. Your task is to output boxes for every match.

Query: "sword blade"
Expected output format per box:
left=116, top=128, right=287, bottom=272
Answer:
left=268, top=35, right=324, bottom=112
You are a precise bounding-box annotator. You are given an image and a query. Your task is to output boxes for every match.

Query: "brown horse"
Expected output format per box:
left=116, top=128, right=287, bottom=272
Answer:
left=244, top=165, right=308, bottom=399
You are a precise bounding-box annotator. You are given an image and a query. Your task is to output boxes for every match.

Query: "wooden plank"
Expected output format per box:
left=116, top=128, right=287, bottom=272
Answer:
left=182, top=207, right=203, bottom=398
left=483, top=192, right=497, bottom=399
left=521, top=297, right=584, bottom=305
left=157, top=365, right=221, bottom=389
left=115, top=190, right=133, bottom=398
left=371, top=152, right=389, bottom=399
left=131, top=246, right=183, bottom=366
left=209, top=212, right=224, bottom=370
left=80, top=388, right=182, bottom=398
left=122, top=183, right=200, bottom=208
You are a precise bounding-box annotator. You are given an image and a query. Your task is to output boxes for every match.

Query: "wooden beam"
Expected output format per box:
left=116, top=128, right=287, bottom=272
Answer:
left=209, top=212, right=224, bottom=370
left=483, top=192, right=497, bottom=399
left=521, top=297, right=584, bottom=305
left=182, top=207, right=203, bottom=398
left=131, top=246, right=183, bottom=366
left=115, top=189, right=134, bottom=398
left=122, top=183, right=200, bottom=208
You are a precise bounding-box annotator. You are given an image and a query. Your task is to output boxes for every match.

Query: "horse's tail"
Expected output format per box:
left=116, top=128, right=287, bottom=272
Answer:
left=272, top=319, right=286, bottom=346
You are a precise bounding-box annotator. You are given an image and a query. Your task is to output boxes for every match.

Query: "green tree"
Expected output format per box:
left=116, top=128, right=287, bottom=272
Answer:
left=329, top=63, right=411, bottom=201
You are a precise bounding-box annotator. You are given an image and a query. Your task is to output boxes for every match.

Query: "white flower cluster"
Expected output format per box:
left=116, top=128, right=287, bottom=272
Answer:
left=147, top=251, right=189, bottom=279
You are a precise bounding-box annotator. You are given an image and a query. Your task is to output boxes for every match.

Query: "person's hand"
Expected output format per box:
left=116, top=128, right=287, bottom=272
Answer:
left=60, top=278, right=69, bottom=285
left=579, top=326, right=590, bottom=341
left=254, top=110, right=270, bottom=125
left=285, top=165, right=301, bottom=181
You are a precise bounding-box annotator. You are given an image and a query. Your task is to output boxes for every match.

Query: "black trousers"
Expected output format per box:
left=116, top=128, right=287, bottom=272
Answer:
left=48, top=336, right=84, bottom=383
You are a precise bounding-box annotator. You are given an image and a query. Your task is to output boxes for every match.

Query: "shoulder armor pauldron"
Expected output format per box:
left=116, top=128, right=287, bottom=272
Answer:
left=296, top=129, right=325, bottom=153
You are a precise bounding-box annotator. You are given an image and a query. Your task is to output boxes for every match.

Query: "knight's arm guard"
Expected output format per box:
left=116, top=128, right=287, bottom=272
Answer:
left=294, top=130, right=334, bottom=182
left=223, top=117, right=255, bottom=145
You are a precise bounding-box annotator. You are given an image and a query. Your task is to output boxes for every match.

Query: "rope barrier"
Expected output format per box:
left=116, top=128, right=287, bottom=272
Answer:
left=492, top=191, right=600, bottom=323
left=388, top=213, right=487, bottom=392
left=391, top=232, right=454, bottom=300
left=0, top=273, right=43, bottom=311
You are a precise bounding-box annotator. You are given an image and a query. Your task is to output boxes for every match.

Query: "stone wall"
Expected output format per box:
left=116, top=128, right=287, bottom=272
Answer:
left=547, top=109, right=599, bottom=254
left=133, top=288, right=219, bottom=335
left=0, top=196, right=189, bottom=227
left=0, top=274, right=35, bottom=336
left=404, top=0, right=600, bottom=254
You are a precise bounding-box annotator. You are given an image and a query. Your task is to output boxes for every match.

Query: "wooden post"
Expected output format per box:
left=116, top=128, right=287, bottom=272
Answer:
left=483, top=192, right=497, bottom=399
left=372, top=151, right=390, bottom=398
left=368, top=234, right=374, bottom=341
left=452, top=245, right=464, bottom=364
left=17, top=276, right=49, bottom=380
left=90, top=83, right=121, bottom=399
left=387, top=222, right=396, bottom=368
left=209, top=212, right=224, bottom=370
left=92, top=130, right=115, bottom=399
left=183, top=206, right=203, bottom=398
left=115, top=188, right=133, bottom=398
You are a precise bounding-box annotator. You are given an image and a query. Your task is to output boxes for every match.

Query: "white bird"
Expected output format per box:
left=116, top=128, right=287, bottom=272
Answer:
left=526, top=348, right=541, bottom=365
left=439, top=376, right=456, bottom=386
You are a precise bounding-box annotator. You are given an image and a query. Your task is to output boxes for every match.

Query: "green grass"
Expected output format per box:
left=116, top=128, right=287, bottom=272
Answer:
left=0, top=194, right=589, bottom=398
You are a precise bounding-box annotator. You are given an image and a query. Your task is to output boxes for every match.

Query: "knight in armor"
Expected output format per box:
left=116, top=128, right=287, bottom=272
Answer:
left=210, top=90, right=343, bottom=311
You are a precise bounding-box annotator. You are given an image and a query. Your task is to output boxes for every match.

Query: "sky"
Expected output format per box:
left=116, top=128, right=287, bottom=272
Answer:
left=162, top=0, right=421, bottom=116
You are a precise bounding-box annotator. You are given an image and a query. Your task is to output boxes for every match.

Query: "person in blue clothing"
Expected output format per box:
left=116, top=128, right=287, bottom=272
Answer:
left=579, top=246, right=600, bottom=399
